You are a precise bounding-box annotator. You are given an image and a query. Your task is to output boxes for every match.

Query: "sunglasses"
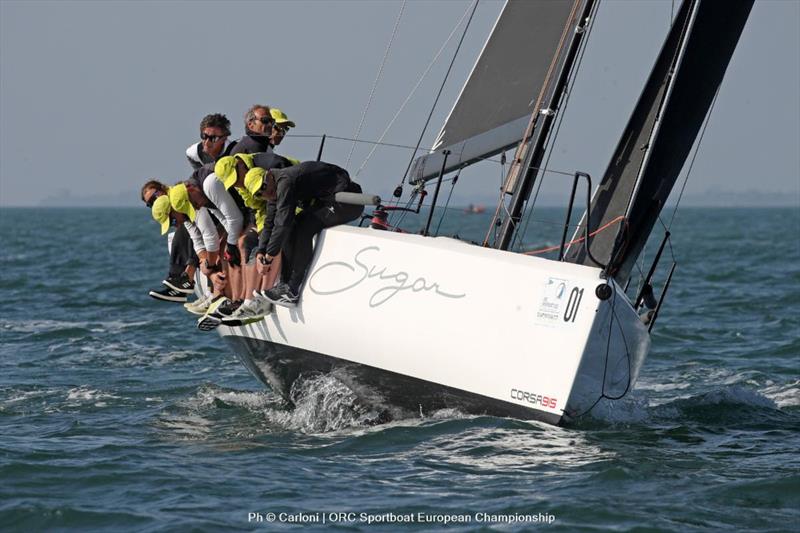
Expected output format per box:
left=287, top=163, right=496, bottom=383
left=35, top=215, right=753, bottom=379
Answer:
left=146, top=190, right=163, bottom=208
left=201, top=133, right=226, bottom=142
left=256, top=116, right=274, bottom=126
left=272, top=125, right=288, bottom=134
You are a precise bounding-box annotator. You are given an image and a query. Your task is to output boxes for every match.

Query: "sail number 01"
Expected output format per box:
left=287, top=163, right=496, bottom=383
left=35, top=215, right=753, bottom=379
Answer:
left=563, top=287, right=584, bottom=322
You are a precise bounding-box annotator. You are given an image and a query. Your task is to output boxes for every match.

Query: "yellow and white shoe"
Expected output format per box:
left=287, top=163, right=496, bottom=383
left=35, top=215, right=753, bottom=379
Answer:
left=184, top=293, right=216, bottom=316
left=196, top=296, right=228, bottom=331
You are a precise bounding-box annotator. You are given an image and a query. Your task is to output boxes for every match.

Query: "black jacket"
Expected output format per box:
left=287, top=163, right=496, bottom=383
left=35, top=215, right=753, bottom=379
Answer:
left=230, top=130, right=271, bottom=155
left=253, top=152, right=292, bottom=171
left=257, top=161, right=351, bottom=256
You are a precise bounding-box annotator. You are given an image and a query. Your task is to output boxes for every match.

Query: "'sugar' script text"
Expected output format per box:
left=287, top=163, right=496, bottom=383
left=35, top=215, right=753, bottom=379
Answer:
left=308, top=246, right=466, bottom=307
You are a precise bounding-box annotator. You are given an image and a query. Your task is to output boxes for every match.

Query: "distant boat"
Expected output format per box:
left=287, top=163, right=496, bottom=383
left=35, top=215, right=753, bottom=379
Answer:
left=464, top=204, right=486, bottom=214
left=216, top=0, right=753, bottom=425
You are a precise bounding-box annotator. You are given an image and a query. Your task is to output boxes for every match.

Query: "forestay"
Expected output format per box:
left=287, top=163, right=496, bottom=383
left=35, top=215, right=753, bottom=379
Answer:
left=409, top=0, right=577, bottom=184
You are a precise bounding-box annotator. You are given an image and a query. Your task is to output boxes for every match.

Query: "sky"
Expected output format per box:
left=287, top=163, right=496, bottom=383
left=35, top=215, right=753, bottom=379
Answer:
left=0, top=0, right=798, bottom=207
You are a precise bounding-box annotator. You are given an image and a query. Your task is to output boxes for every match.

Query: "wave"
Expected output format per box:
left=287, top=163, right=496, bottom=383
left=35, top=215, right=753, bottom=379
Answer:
left=1, top=318, right=151, bottom=335
left=575, top=383, right=796, bottom=428
left=155, top=375, right=422, bottom=441
left=761, top=379, right=800, bottom=408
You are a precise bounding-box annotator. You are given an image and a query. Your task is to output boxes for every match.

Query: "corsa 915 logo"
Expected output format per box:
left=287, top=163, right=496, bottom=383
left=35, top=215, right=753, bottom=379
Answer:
left=511, top=388, right=558, bottom=409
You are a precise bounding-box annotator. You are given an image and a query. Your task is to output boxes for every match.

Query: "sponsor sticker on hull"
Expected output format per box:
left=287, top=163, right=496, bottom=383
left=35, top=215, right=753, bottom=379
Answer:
left=534, top=277, right=585, bottom=327
left=535, top=277, right=568, bottom=325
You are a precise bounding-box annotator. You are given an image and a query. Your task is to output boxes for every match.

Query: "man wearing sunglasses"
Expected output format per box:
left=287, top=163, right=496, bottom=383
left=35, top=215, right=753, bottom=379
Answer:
left=268, top=108, right=295, bottom=152
left=141, top=180, right=203, bottom=303
left=186, top=113, right=236, bottom=170
left=230, top=105, right=275, bottom=156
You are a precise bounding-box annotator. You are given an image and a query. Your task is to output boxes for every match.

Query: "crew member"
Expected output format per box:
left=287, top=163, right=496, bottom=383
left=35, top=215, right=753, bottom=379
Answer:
left=186, top=113, right=236, bottom=170
left=213, top=153, right=294, bottom=320
left=230, top=105, right=274, bottom=155
left=150, top=192, right=228, bottom=311
left=268, top=108, right=296, bottom=153
left=251, top=161, right=364, bottom=307
left=141, top=180, right=198, bottom=302
left=175, top=166, right=249, bottom=317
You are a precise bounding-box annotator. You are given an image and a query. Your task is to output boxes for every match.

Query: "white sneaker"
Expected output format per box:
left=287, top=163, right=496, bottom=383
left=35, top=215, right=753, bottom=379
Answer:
left=184, top=293, right=216, bottom=316
left=222, top=299, right=272, bottom=324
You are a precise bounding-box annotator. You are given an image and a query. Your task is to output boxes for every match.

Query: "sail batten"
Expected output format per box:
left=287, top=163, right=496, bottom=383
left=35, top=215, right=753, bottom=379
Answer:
left=410, top=0, right=578, bottom=183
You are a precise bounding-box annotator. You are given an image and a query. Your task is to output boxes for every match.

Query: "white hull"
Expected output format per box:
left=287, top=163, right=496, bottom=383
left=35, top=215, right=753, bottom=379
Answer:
left=214, top=226, right=651, bottom=425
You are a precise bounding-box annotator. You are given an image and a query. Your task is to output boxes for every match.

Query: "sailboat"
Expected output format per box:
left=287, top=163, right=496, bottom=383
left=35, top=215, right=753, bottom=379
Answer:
left=214, top=0, right=753, bottom=425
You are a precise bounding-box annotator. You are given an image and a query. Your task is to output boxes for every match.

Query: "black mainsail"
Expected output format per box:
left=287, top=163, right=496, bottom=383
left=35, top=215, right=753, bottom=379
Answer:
left=564, top=0, right=754, bottom=285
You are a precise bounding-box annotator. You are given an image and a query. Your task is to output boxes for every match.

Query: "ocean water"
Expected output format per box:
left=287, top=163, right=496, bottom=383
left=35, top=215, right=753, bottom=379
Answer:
left=1, top=206, right=798, bottom=532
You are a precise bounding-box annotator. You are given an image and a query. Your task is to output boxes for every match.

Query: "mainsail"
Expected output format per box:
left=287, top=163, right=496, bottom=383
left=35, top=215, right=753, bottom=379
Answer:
left=409, top=0, right=578, bottom=184
left=564, top=0, right=754, bottom=285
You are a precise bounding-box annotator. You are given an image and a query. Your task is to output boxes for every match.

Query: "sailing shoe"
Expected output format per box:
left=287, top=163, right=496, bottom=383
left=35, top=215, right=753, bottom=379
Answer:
left=184, top=293, right=216, bottom=316
left=264, top=283, right=299, bottom=308
left=216, top=299, right=243, bottom=318
left=163, top=272, right=195, bottom=294
left=196, top=297, right=229, bottom=331
left=149, top=286, right=187, bottom=303
left=222, top=299, right=273, bottom=324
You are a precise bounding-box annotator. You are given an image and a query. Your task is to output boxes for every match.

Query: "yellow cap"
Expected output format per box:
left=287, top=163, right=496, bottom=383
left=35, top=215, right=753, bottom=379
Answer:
left=169, top=183, right=196, bottom=222
left=151, top=195, right=172, bottom=235
left=244, top=167, right=266, bottom=198
left=270, top=108, right=295, bottom=128
left=215, top=153, right=255, bottom=190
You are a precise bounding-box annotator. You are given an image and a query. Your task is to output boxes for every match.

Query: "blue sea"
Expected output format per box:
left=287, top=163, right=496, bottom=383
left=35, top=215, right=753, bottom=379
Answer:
left=1, top=207, right=798, bottom=532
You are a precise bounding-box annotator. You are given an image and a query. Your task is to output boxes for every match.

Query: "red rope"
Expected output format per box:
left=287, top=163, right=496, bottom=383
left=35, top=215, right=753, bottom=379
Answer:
left=522, top=215, right=626, bottom=256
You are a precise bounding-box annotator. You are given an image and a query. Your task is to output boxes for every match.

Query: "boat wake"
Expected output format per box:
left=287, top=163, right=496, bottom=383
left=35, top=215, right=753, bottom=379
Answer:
left=157, top=375, right=408, bottom=439
left=574, top=383, right=796, bottom=428
left=157, top=375, right=799, bottom=439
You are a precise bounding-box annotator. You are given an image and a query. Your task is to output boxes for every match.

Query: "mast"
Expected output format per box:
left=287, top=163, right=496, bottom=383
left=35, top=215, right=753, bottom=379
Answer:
left=495, top=0, right=595, bottom=251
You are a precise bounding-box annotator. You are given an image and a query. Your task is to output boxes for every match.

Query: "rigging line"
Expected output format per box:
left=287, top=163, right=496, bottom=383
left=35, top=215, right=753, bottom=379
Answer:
left=512, top=0, right=600, bottom=252
left=434, top=171, right=459, bottom=235
left=656, top=213, right=677, bottom=262
left=355, top=2, right=476, bottom=178
left=294, top=135, right=431, bottom=153
left=571, top=283, right=626, bottom=419
left=391, top=190, right=419, bottom=228
left=399, top=0, right=480, bottom=186
left=668, top=87, right=721, bottom=230
left=601, top=294, right=632, bottom=401
left=522, top=215, right=625, bottom=255
left=346, top=0, right=407, bottom=169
